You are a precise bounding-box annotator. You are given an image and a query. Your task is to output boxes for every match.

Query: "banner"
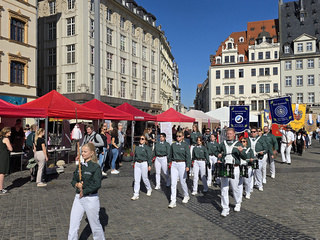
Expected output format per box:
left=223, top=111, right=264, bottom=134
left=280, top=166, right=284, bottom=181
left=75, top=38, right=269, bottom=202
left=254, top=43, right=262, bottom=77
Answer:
left=289, top=104, right=306, bottom=131
left=229, top=106, right=250, bottom=132
left=262, top=109, right=272, bottom=128
left=268, top=97, right=293, bottom=125
left=304, top=113, right=317, bottom=132
left=160, top=122, right=173, bottom=144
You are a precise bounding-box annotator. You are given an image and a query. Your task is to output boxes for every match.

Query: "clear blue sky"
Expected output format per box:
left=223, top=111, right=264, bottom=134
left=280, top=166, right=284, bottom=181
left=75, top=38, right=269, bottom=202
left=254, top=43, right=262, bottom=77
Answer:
left=138, top=0, right=280, bottom=108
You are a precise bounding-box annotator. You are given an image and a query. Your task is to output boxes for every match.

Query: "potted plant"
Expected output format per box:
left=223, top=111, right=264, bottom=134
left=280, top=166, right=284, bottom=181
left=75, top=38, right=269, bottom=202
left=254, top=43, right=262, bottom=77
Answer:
left=122, top=148, right=134, bottom=162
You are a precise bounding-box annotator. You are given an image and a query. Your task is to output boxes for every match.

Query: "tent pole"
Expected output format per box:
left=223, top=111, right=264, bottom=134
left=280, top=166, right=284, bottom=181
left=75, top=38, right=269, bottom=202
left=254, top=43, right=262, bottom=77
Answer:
left=131, top=121, right=135, bottom=151
left=45, top=117, right=48, bottom=146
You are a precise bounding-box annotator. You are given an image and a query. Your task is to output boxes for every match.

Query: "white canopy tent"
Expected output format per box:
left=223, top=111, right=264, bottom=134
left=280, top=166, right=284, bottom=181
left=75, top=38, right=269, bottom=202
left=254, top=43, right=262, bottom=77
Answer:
left=184, top=109, right=220, bottom=130
left=206, top=107, right=258, bottom=128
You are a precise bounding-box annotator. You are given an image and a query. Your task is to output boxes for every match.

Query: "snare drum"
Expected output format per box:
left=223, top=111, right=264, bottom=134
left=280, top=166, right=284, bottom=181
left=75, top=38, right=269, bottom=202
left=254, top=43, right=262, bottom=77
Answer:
left=215, top=162, right=234, bottom=178
left=239, top=164, right=249, bottom=178
left=248, top=159, right=259, bottom=169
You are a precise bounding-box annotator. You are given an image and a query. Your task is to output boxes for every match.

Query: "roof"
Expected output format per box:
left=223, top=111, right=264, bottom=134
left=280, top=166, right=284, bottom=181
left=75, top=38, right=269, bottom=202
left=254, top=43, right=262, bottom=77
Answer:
left=116, top=102, right=157, bottom=121
left=184, top=109, right=219, bottom=123
left=0, top=99, right=47, bottom=118
left=156, top=108, right=195, bottom=122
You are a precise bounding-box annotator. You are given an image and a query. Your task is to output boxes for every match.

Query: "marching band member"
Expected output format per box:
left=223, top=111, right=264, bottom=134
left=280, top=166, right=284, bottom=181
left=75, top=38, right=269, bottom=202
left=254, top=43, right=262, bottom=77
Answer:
left=131, top=136, right=152, bottom=200
left=218, top=128, right=245, bottom=217
left=279, top=125, right=294, bottom=165
left=189, top=124, right=201, bottom=176
left=263, top=126, right=278, bottom=179
left=168, top=131, right=191, bottom=208
left=206, top=134, right=220, bottom=186
left=191, top=136, right=209, bottom=195
left=154, top=133, right=171, bottom=189
left=68, top=143, right=105, bottom=240
left=240, top=138, right=254, bottom=199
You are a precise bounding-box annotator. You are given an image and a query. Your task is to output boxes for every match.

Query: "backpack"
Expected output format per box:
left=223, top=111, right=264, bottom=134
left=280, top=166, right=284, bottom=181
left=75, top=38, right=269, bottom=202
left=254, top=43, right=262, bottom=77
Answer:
left=93, top=133, right=103, bottom=155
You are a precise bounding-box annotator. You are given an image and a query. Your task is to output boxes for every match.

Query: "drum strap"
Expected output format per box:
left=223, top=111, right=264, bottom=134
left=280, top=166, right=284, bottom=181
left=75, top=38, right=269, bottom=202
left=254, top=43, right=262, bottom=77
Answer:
left=224, top=140, right=238, bottom=155
left=245, top=147, right=251, bottom=154
left=249, top=136, right=261, bottom=156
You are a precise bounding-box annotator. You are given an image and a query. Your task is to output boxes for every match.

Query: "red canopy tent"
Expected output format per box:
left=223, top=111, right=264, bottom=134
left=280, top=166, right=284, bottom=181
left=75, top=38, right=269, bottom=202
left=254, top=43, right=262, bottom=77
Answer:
left=21, top=90, right=103, bottom=120
left=156, top=108, right=195, bottom=122
left=0, top=99, right=47, bottom=118
left=82, top=99, right=133, bottom=120
left=116, top=102, right=157, bottom=121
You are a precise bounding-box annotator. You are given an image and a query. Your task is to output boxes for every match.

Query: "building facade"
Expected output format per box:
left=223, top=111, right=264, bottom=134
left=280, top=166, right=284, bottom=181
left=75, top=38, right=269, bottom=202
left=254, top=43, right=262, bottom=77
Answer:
left=194, top=78, right=209, bottom=112
left=209, top=19, right=280, bottom=115
left=279, top=0, right=320, bottom=106
left=0, top=0, right=37, bottom=104
left=172, top=61, right=181, bottom=112
left=37, top=0, right=177, bottom=113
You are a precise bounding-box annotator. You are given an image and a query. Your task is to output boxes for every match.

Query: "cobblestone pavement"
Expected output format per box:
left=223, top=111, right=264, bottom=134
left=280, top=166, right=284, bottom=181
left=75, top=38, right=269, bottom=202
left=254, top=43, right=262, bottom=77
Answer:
left=1, top=141, right=320, bottom=240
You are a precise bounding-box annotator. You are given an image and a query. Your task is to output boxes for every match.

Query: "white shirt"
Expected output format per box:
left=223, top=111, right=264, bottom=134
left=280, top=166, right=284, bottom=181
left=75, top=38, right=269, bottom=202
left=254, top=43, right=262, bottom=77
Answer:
left=280, top=129, right=294, bottom=143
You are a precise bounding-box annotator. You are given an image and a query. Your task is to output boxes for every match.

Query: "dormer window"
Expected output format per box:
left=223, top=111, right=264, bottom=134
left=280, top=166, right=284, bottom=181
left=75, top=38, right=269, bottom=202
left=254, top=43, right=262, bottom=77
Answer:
left=216, top=57, right=221, bottom=64
left=230, top=56, right=235, bottom=62
left=297, top=43, right=303, bottom=52
left=307, top=42, right=312, bottom=51
left=300, top=13, right=305, bottom=22
left=239, top=37, right=244, bottom=43
left=239, top=56, right=244, bottom=62
left=228, top=43, right=232, bottom=49
left=284, top=45, right=290, bottom=53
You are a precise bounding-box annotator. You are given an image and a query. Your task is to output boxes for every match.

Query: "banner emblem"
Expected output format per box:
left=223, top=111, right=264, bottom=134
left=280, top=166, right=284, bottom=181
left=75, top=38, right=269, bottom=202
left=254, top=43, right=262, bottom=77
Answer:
left=229, top=106, right=250, bottom=132
left=268, top=97, right=293, bottom=125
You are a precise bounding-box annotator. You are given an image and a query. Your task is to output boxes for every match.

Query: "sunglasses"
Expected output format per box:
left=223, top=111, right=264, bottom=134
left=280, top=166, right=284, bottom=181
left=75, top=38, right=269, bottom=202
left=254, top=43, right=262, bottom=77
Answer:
left=251, top=131, right=256, bottom=133
left=140, top=138, right=145, bottom=140
left=241, top=140, right=246, bottom=143
left=258, top=130, right=261, bottom=132
left=177, top=135, right=182, bottom=137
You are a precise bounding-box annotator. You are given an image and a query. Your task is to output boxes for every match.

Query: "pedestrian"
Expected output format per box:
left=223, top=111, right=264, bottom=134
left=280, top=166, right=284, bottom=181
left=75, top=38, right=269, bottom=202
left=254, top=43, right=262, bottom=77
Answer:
left=68, top=143, right=105, bottom=240
left=25, top=124, right=38, bottom=181
left=131, top=135, right=152, bottom=200
left=241, top=137, right=254, bottom=199
left=168, top=131, right=191, bottom=208
left=34, top=128, right=48, bottom=187
left=206, top=133, right=220, bottom=186
left=263, top=126, right=278, bottom=179
left=218, top=128, right=245, bottom=217
left=117, top=123, right=125, bottom=166
left=203, top=128, right=211, bottom=145
left=0, top=127, right=13, bottom=194
left=80, top=125, right=104, bottom=160
left=110, top=127, right=121, bottom=174
left=184, top=127, right=191, bottom=145
left=98, top=126, right=108, bottom=176
left=295, top=131, right=305, bottom=156
left=279, top=125, right=294, bottom=165
left=190, top=124, right=201, bottom=176
left=191, top=136, right=209, bottom=195
left=10, top=119, right=25, bottom=172
left=154, top=133, right=171, bottom=189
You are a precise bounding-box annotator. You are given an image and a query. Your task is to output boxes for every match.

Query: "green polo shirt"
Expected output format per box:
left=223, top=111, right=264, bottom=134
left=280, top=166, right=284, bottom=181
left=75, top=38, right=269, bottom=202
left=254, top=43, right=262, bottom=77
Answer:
left=263, top=132, right=279, bottom=152
left=169, top=141, right=191, bottom=168
left=192, top=145, right=209, bottom=165
left=206, top=141, right=220, bottom=157
left=190, top=131, right=201, bottom=145
left=133, top=144, right=152, bottom=166
left=154, top=141, right=171, bottom=157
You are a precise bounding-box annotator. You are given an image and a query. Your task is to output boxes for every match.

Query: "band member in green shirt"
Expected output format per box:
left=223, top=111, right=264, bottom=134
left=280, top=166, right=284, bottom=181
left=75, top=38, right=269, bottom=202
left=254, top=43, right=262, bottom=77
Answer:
left=263, top=126, right=278, bottom=179
left=206, top=134, right=220, bottom=186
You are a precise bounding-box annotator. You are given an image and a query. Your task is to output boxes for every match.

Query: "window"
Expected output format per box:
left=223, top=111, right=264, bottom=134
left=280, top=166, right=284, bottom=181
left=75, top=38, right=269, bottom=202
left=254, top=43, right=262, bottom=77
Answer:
left=228, top=43, right=232, bottom=49
left=297, top=43, right=303, bottom=52
left=142, top=66, right=147, bottom=80
left=120, top=17, right=125, bottom=28
left=307, top=42, right=312, bottom=51
left=142, top=46, right=147, bottom=60
left=120, top=35, right=126, bottom=51
left=132, top=84, right=137, bottom=100
left=251, top=69, right=256, bottom=76
left=297, top=93, right=303, bottom=103
left=285, top=76, right=292, bottom=86
left=48, top=22, right=56, bottom=40
left=265, top=68, right=270, bottom=76
left=273, top=67, right=278, bottom=75
left=130, top=62, right=136, bottom=77
left=296, top=75, right=303, bottom=86
left=142, top=87, right=147, bottom=101
left=216, top=70, right=220, bottom=79
left=274, top=51, right=278, bottom=59
left=265, top=84, right=270, bottom=93
left=11, top=19, right=25, bottom=42
left=230, top=86, right=235, bottom=94
left=224, top=70, right=229, bottom=78
left=10, top=61, right=25, bottom=85
left=239, top=69, right=244, bottom=78
left=132, top=41, right=137, bottom=56
left=67, top=0, right=75, bottom=10
left=239, top=101, right=245, bottom=105
left=151, top=70, right=155, bottom=83
left=230, top=69, right=235, bottom=78
left=224, top=56, right=229, bottom=63
left=296, top=60, right=303, bottom=69
left=259, top=84, right=264, bottom=93
left=90, top=19, right=94, bottom=38
left=90, top=0, right=94, bottom=11
left=48, top=75, right=56, bottom=91
left=285, top=61, right=292, bottom=70
left=67, top=44, right=75, bottom=64
left=284, top=45, right=290, bottom=53
left=107, top=52, right=112, bottom=70
left=308, top=75, right=314, bottom=85
left=266, top=51, right=270, bottom=59
left=230, top=56, right=235, bottom=63
left=66, top=72, right=75, bottom=92
left=120, top=81, right=125, bottom=98
left=49, top=1, right=56, bottom=14
left=273, top=83, right=278, bottom=93
left=216, top=86, right=220, bottom=95
left=106, top=8, right=112, bottom=21
left=251, top=53, right=255, bottom=61
left=239, top=85, right=244, bottom=94
left=216, top=57, right=221, bottom=64
left=259, top=68, right=264, bottom=76
left=258, top=52, right=263, bottom=60
left=239, top=56, right=244, bottom=62
left=223, top=101, right=229, bottom=107
left=151, top=89, right=155, bottom=102
left=224, top=86, right=229, bottom=95
left=143, top=31, right=146, bottom=41
left=258, top=100, right=264, bottom=110
left=48, top=48, right=56, bottom=66
left=90, top=46, right=94, bottom=64
left=151, top=51, right=155, bottom=64
left=107, top=28, right=112, bottom=45
left=308, top=93, right=315, bottom=103
left=132, top=24, right=136, bottom=35
left=106, top=78, right=113, bottom=96
left=216, top=102, right=221, bottom=109
left=90, top=74, right=94, bottom=93
left=251, top=101, right=257, bottom=111
left=251, top=84, right=256, bottom=93
left=308, top=59, right=314, bottom=68
left=121, top=58, right=126, bottom=74
left=67, top=17, right=75, bottom=36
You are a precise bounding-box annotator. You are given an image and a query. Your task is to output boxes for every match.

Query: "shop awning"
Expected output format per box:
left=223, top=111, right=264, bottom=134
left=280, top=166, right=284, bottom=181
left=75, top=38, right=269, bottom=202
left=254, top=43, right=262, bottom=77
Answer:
left=156, top=108, right=195, bottom=122
left=116, top=102, right=156, bottom=121
left=0, top=99, right=47, bottom=118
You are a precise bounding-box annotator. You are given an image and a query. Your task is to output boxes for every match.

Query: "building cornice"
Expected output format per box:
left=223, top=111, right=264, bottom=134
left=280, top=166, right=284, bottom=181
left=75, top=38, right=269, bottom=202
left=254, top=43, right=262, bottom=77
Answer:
left=0, top=36, right=37, bottom=49
left=211, top=60, right=280, bottom=68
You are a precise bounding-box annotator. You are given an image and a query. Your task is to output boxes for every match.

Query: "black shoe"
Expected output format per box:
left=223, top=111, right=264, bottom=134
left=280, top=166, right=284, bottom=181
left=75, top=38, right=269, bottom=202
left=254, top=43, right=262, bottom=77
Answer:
left=288, top=163, right=291, bottom=165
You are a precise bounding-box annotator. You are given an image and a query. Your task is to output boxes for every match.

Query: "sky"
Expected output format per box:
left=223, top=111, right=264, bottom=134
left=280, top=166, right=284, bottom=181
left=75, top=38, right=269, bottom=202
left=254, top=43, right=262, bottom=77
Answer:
left=138, top=0, right=280, bottom=108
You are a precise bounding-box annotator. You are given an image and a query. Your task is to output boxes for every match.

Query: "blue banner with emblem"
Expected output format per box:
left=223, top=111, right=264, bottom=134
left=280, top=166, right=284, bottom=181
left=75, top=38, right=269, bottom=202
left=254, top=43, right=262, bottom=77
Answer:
left=268, top=97, right=294, bottom=124
left=229, top=106, right=250, bottom=132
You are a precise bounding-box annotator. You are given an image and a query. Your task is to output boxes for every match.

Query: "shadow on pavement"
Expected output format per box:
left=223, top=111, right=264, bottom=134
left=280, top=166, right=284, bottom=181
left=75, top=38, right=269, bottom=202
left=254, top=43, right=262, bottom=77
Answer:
left=5, top=176, right=30, bottom=191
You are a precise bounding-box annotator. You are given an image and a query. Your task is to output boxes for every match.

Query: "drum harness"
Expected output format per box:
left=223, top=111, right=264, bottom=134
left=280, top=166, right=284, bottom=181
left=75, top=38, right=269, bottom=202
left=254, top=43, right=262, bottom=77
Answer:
left=249, top=136, right=264, bottom=159
left=224, top=140, right=237, bottom=165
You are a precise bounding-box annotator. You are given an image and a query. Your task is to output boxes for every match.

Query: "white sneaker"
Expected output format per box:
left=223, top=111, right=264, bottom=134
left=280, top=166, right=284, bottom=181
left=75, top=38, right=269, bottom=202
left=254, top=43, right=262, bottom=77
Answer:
left=191, top=191, right=197, bottom=196
left=168, top=201, right=176, bottom=208
left=146, top=189, right=152, bottom=196
left=37, top=182, right=47, bottom=187
left=102, top=171, right=108, bottom=176
left=234, top=204, right=241, bottom=212
left=207, top=182, right=212, bottom=187
left=263, top=179, right=266, bottom=184
left=111, top=170, right=119, bottom=174
left=182, top=196, right=190, bottom=204
left=154, top=185, right=161, bottom=190
left=271, top=174, right=275, bottom=179
left=221, top=209, right=229, bottom=217
left=245, top=193, right=251, bottom=199
left=259, top=186, right=263, bottom=191
left=131, top=194, right=139, bottom=200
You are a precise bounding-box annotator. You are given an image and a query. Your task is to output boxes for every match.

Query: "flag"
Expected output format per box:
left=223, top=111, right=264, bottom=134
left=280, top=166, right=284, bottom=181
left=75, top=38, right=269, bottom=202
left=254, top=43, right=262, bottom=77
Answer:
left=268, top=97, right=294, bottom=124
left=229, top=106, right=250, bottom=132
left=289, top=103, right=306, bottom=131
left=304, top=113, right=317, bottom=132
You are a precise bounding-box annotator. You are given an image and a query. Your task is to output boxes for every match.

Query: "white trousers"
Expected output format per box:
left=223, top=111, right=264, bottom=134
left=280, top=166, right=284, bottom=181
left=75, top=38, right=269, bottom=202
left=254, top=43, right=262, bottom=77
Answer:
left=155, top=156, right=170, bottom=187
left=281, top=143, right=292, bottom=164
left=68, top=194, right=105, bottom=240
left=170, top=162, right=189, bottom=202
left=244, top=167, right=253, bottom=195
left=254, top=157, right=264, bottom=188
left=221, top=166, right=243, bottom=211
left=189, top=145, right=195, bottom=176
left=262, top=155, right=267, bottom=182
left=266, top=153, right=275, bottom=176
left=193, top=160, right=208, bottom=192
left=134, top=162, right=151, bottom=195
left=207, top=155, right=217, bottom=185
